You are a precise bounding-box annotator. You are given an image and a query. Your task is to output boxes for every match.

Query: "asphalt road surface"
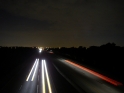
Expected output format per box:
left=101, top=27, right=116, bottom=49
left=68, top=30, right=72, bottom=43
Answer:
left=1, top=50, right=124, bottom=93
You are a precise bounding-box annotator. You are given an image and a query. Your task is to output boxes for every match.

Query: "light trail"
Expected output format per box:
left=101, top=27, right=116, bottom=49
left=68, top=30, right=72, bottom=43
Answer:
left=42, top=60, right=45, bottom=93
left=44, top=60, right=52, bottom=93
left=31, top=59, right=39, bottom=81
left=65, top=60, right=123, bottom=86
left=26, top=59, right=38, bottom=81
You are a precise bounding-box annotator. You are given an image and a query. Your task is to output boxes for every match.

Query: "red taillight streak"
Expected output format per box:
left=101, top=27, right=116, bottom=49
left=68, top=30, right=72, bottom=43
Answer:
left=65, top=60, right=123, bottom=86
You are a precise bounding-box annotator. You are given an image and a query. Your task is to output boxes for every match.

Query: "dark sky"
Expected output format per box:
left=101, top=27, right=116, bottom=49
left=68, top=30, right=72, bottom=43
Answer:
left=0, top=0, right=124, bottom=47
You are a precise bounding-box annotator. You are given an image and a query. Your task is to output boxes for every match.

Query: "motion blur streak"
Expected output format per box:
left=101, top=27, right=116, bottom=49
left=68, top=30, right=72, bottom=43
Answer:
left=31, top=59, right=39, bottom=81
left=65, top=60, right=123, bottom=86
left=26, top=59, right=38, bottom=81
left=44, top=60, right=52, bottom=93
left=42, top=60, right=45, bottom=93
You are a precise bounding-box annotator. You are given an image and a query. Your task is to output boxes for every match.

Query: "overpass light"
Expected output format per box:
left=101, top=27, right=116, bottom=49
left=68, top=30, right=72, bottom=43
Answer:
left=26, top=59, right=38, bottom=81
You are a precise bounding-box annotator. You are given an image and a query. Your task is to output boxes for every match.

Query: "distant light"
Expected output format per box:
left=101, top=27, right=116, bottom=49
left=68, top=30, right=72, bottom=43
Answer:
left=39, top=49, right=42, bottom=52
left=49, top=51, right=53, bottom=54
left=38, top=47, right=42, bottom=53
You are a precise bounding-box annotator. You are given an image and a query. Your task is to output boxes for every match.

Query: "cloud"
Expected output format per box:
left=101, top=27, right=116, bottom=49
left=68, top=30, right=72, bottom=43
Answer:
left=0, top=0, right=124, bottom=47
left=0, top=9, right=52, bottom=32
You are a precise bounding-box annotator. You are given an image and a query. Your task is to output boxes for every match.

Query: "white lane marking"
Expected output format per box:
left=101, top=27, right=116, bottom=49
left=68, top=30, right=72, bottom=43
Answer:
left=38, top=75, right=39, bottom=81
left=37, top=85, right=39, bottom=93
left=19, top=85, right=22, bottom=90
left=26, top=59, right=38, bottom=81
left=31, top=59, right=39, bottom=81
left=44, top=60, right=52, bottom=93
left=42, top=60, right=45, bottom=93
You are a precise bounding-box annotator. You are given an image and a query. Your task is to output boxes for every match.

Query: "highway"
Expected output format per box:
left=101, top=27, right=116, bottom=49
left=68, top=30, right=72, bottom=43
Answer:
left=0, top=50, right=79, bottom=93
left=19, top=59, right=53, bottom=93
left=1, top=50, right=124, bottom=93
left=46, top=51, right=124, bottom=93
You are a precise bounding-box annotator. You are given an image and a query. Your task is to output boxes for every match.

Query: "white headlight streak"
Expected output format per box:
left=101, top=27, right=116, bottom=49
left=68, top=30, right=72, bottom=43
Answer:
left=26, top=59, right=52, bottom=93
left=26, top=59, right=38, bottom=81
left=42, top=60, right=52, bottom=93
left=44, top=60, right=52, bottom=93
left=42, top=60, right=45, bottom=93
left=31, top=59, right=39, bottom=81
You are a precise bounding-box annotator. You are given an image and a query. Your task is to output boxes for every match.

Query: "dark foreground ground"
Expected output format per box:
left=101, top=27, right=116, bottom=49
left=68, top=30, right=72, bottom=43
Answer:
left=0, top=47, right=79, bottom=93
left=0, top=47, right=124, bottom=93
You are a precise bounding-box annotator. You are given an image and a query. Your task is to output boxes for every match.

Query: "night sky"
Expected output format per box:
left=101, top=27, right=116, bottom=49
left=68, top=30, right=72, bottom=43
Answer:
left=0, top=0, right=124, bottom=47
